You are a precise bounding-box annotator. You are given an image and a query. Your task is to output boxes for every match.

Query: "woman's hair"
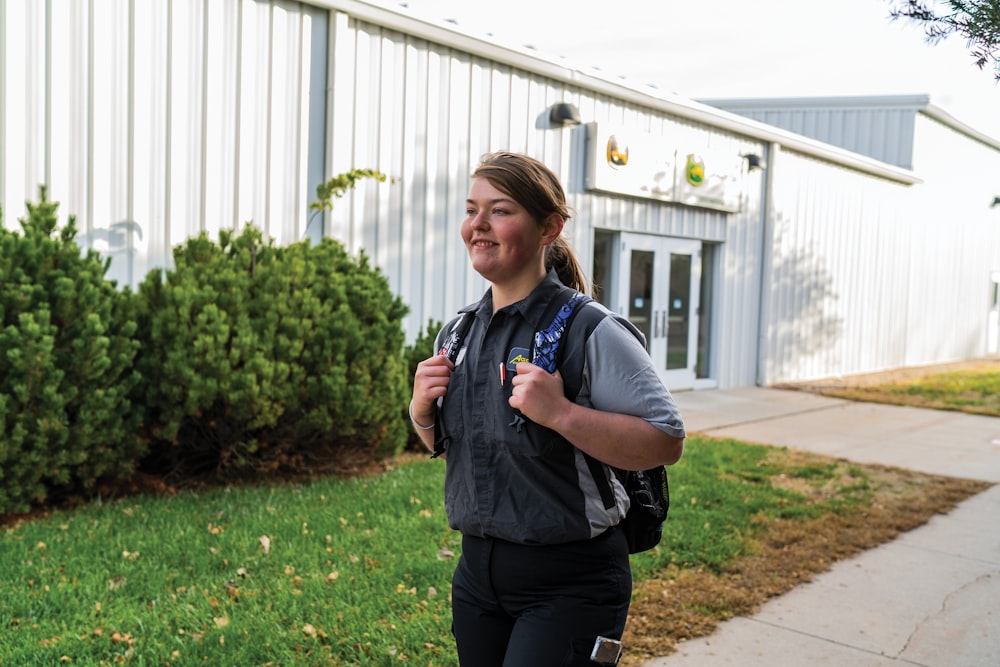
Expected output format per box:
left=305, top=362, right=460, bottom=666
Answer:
left=472, top=152, right=588, bottom=293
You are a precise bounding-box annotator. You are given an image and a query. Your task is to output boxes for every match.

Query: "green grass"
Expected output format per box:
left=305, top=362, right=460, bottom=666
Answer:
left=637, top=438, right=819, bottom=579
left=0, top=437, right=912, bottom=665
left=886, top=368, right=1000, bottom=413
left=817, top=364, right=1000, bottom=417
left=2, top=462, right=457, bottom=665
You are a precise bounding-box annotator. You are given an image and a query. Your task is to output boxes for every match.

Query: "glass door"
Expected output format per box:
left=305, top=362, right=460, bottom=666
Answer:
left=616, top=234, right=701, bottom=389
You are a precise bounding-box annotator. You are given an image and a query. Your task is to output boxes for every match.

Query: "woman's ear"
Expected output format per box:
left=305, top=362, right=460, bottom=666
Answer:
left=540, top=213, right=566, bottom=246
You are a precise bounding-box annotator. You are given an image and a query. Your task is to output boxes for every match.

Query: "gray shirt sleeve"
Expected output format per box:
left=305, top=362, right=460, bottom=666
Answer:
left=579, top=313, right=687, bottom=439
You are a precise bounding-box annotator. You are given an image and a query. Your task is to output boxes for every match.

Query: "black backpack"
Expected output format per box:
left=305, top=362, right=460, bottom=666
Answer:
left=436, top=291, right=669, bottom=554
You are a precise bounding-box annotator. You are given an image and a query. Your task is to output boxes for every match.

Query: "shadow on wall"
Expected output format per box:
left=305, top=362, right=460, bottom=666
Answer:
left=766, top=242, right=843, bottom=383
left=79, top=220, right=144, bottom=288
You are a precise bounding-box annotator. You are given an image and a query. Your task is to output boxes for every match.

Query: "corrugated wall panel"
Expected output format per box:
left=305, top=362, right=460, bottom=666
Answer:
left=3, top=1, right=36, bottom=208
left=167, top=0, right=204, bottom=246
left=904, top=114, right=1000, bottom=366
left=269, top=2, right=311, bottom=246
left=1, top=0, right=322, bottom=287
left=714, top=197, right=764, bottom=387
left=714, top=101, right=919, bottom=170
left=761, top=149, right=913, bottom=384
left=49, top=0, right=89, bottom=228
left=131, top=1, right=169, bottom=284
left=203, top=0, right=241, bottom=240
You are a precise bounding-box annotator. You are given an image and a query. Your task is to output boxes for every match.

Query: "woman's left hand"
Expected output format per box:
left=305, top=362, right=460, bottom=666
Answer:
left=508, top=362, right=569, bottom=429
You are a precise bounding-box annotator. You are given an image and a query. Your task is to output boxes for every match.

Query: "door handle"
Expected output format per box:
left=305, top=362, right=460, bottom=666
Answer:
left=652, top=310, right=668, bottom=338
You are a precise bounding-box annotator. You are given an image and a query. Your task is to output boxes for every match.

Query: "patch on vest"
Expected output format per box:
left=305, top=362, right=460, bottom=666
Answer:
left=506, top=347, right=530, bottom=372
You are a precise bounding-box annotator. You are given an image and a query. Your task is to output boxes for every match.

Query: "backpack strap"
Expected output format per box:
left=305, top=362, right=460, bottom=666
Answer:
left=550, top=300, right=643, bottom=513
left=438, top=312, right=475, bottom=363
left=531, top=292, right=592, bottom=372
left=532, top=292, right=619, bottom=512
left=506, top=290, right=592, bottom=432
left=430, top=312, right=475, bottom=458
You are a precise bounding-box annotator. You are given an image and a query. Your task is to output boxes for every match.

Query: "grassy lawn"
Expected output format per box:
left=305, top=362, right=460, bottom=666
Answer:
left=2, top=435, right=988, bottom=666
left=785, top=359, right=1000, bottom=417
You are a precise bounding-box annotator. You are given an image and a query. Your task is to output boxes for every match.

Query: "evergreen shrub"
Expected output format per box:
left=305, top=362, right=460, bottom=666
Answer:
left=135, top=224, right=410, bottom=478
left=0, top=188, right=144, bottom=513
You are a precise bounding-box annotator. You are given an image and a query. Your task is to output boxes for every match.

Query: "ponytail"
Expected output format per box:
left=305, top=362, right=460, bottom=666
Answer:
left=546, top=236, right=588, bottom=294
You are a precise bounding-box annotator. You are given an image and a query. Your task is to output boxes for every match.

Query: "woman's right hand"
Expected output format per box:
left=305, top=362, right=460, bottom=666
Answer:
left=410, top=354, right=455, bottom=432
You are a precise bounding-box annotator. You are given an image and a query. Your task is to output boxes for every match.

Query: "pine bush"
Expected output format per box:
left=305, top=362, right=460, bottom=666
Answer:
left=135, top=224, right=410, bottom=479
left=0, top=188, right=144, bottom=513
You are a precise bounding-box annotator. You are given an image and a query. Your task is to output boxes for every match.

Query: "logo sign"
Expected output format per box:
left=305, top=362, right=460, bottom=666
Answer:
left=586, top=122, right=743, bottom=213
left=685, top=154, right=705, bottom=187
left=676, top=148, right=743, bottom=211
left=586, top=125, right=676, bottom=201
left=607, top=135, right=629, bottom=168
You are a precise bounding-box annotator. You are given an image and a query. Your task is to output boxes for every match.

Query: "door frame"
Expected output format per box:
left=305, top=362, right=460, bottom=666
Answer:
left=613, top=232, right=702, bottom=390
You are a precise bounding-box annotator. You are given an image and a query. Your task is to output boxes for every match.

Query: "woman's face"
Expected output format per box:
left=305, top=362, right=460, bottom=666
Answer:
left=462, top=177, right=552, bottom=289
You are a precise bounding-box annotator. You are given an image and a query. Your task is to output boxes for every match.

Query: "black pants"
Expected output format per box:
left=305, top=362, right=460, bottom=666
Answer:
left=451, top=527, right=631, bottom=666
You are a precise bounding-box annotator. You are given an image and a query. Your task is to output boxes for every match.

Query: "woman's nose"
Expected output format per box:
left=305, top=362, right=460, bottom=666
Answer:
left=470, top=212, right=488, bottom=229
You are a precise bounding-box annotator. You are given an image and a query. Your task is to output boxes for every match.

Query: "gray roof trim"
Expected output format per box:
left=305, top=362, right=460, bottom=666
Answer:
left=319, top=1, right=921, bottom=184
left=701, top=94, right=1000, bottom=153
left=921, top=103, right=1000, bottom=152
left=698, top=94, right=934, bottom=111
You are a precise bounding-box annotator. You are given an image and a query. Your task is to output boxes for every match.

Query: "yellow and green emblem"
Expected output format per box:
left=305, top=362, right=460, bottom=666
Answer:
left=685, top=153, right=705, bottom=186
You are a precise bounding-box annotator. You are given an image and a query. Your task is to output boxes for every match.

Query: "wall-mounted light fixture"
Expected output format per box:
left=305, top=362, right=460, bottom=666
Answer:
left=743, top=153, right=766, bottom=171
left=991, top=196, right=1000, bottom=208
left=549, top=102, right=582, bottom=127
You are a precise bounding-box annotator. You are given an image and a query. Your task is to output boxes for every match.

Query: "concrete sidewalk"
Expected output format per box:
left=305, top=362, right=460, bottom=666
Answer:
left=643, top=387, right=1000, bottom=667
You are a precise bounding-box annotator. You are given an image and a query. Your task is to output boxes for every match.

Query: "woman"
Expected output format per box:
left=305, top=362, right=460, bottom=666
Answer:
left=410, top=152, right=685, bottom=666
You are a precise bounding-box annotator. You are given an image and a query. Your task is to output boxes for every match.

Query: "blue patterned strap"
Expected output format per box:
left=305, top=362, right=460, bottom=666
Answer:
left=532, top=292, right=591, bottom=373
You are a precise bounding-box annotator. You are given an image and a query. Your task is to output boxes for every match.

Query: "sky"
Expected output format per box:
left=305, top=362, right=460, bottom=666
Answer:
left=385, top=0, right=1000, bottom=139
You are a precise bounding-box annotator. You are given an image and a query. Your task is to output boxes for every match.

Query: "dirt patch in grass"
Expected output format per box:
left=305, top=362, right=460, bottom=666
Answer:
left=620, top=452, right=992, bottom=666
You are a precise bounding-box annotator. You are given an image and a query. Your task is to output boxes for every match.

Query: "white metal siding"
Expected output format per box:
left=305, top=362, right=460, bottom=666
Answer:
left=710, top=96, right=1000, bottom=383
left=5, top=2, right=1000, bottom=390
left=759, top=117, right=1000, bottom=384
left=903, top=113, right=1000, bottom=367
left=760, top=148, right=913, bottom=384
left=1, top=0, right=325, bottom=287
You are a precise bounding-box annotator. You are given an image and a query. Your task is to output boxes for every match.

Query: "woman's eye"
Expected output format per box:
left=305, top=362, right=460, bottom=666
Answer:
left=492, top=208, right=508, bottom=216
left=465, top=208, right=476, bottom=216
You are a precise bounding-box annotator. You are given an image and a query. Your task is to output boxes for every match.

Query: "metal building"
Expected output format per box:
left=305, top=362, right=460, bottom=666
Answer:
left=705, top=95, right=1000, bottom=382
left=3, top=0, right=999, bottom=391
